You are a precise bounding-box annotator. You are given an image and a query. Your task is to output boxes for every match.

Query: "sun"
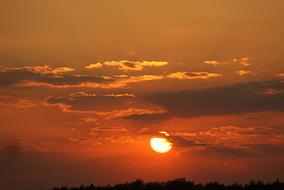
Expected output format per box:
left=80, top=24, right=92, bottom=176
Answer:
left=150, top=137, right=173, bottom=153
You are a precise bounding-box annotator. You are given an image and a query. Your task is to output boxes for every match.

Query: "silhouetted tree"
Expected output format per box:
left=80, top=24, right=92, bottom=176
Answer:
left=52, top=179, right=284, bottom=190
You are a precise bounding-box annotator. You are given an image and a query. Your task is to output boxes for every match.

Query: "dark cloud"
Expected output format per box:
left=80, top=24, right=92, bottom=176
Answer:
left=0, top=69, right=40, bottom=85
left=170, top=135, right=206, bottom=147
left=0, top=68, right=112, bottom=86
left=44, top=92, right=165, bottom=119
left=146, top=80, right=284, bottom=118
left=124, top=112, right=171, bottom=122
left=41, top=75, right=111, bottom=85
left=123, top=61, right=137, bottom=68
left=45, top=93, right=136, bottom=112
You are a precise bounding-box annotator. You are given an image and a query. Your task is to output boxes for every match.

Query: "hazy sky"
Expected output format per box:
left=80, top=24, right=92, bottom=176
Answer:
left=0, top=1, right=284, bottom=190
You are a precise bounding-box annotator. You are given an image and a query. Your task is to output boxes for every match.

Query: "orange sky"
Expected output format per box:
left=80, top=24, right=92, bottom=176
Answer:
left=0, top=0, right=284, bottom=190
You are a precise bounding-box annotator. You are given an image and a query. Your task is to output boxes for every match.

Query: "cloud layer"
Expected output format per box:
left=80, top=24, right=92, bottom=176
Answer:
left=86, top=60, right=168, bottom=71
left=146, top=80, right=284, bottom=118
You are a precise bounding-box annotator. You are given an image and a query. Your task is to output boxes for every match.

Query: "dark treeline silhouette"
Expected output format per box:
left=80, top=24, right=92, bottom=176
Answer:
left=52, top=178, right=284, bottom=190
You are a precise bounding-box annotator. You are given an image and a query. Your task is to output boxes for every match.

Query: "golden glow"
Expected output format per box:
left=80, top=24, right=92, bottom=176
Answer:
left=150, top=137, right=173, bottom=153
left=159, top=131, right=170, bottom=136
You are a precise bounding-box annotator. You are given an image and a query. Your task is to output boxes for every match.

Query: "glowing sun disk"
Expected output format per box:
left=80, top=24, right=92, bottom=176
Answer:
left=150, top=137, right=173, bottom=153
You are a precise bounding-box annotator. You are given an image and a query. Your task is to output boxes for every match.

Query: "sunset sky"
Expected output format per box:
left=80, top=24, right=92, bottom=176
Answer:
left=1, top=0, right=284, bottom=190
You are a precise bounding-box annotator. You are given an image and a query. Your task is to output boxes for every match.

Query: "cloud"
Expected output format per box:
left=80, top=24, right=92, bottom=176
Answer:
left=98, top=108, right=166, bottom=119
left=85, top=63, right=103, bottom=69
left=204, top=60, right=222, bottom=66
left=90, top=126, right=128, bottom=133
left=124, top=112, right=171, bottom=122
left=0, top=67, right=112, bottom=87
left=2, top=65, right=75, bottom=75
left=171, top=125, right=284, bottom=157
left=16, top=80, right=125, bottom=89
left=143, top=126, right=279, bottom=155
left=44, top=94, right=136, bottom=112
left=1, top=68, right=163, bottom=89
left=70, top=135, right=136, bottom=146
left=44, top=93, right=165, bottom=119
left=1, top=65, right=227, bottom=90
left=103, top=93, right=135, bottom=98
left=70, top=92, right=97, bottom=97
left=119, top=75, right=164, bottom=83
left=237, top=70, right=254, bottom=76
left=170, top=135, right=206, bottom=148
left=0, top=65, right=165, bottom=89
left=68, top=125, right=138, bottom=146
left=204, top=57, right=251, bottom=67
left=167, top=72, right=222, bottom=80
left=86, top=60, right=168, bottom=71
left=146, top=80, right=284, bottom=118
left=237, top=57, right=251, bottom=67
left=194, top=125, right=282, bottom=145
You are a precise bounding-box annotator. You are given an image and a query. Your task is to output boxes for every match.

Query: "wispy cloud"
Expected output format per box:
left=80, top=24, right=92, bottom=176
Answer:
left=170, top=125, right=284, bottom=157
left=237, top=70, right=254, bottom=76
left=43, top=93, right=166, bottom=120
left=0, top=67, right=111, bottom=87
left=167, top=72, right=222, bottom=80
left=90, top=126, right=128, bottom=133
left=13, top=74, right=164, bottom=89
left=204, top=57, right=251, bottom=67
left=204, top=60, right=222, bottom=66
left=1, top=65, right=75, bottom=75
left=96, top=108, right=166, bottom=119
left=85, top=63, right=103, bottom=69
left=103, top=93, right=135, bottom=98
left=86, top=60, right=168, bottom=71
left=69, top=92, right=97, bottom=98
